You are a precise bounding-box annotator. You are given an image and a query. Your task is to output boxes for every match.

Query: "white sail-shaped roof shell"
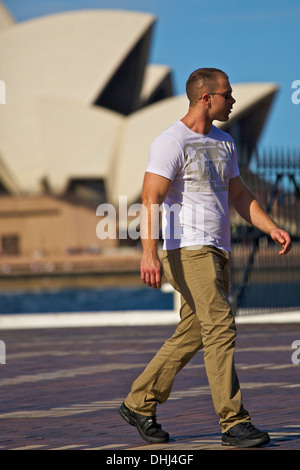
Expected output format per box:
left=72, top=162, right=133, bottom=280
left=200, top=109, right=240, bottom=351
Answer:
left=0, top=4, right=278, bottom=205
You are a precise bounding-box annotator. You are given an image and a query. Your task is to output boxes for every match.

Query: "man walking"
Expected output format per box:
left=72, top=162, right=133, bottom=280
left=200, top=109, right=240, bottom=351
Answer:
left=119, top=68, right=292, bottom=448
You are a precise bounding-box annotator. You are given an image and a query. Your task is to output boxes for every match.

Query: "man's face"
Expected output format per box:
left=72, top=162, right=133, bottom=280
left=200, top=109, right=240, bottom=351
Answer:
left=209, top=78, right=236, bottom=122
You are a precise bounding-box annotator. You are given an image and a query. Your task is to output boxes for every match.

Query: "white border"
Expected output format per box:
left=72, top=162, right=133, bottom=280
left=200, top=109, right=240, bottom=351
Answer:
left=0, top=310, right=300, bottom=329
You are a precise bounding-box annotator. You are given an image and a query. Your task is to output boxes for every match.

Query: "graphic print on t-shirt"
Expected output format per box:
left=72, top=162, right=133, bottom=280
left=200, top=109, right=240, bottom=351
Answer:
left=184, top=140, right=234, bottom=193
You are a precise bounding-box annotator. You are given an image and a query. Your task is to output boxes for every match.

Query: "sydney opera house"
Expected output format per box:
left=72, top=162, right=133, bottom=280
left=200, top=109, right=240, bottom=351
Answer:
left=0, top=1, right=278, bottom=270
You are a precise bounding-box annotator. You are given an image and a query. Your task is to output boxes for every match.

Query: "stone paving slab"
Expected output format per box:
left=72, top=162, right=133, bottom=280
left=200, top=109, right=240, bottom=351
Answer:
left=0, top=321, right=300, bottom=451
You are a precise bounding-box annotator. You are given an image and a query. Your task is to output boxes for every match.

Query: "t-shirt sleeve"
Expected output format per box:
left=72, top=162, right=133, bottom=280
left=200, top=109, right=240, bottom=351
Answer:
left=146, top=135, right=183, bottom=182
left=229, top=141, right=240, bottom=179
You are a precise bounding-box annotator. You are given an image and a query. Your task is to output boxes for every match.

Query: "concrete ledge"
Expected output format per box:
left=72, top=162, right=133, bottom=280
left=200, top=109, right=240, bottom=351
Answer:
left=0, top=310, right=300, bottom=329
left=0, top=311, right=179, bottom=329
left=235, top=311, right=300, bottom=324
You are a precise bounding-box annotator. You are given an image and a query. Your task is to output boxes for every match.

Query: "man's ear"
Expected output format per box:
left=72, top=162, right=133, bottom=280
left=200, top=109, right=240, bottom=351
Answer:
left=202, top=93, right=211, bottom=106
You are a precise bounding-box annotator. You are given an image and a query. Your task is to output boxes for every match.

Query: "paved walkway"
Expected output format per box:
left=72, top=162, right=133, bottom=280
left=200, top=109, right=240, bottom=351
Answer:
left=0, top=319, right=300, bottom=451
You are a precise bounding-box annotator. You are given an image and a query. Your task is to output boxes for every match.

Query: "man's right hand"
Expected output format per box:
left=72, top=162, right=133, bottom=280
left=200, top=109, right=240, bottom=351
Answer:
left=140, top=251, right=162, bottom=289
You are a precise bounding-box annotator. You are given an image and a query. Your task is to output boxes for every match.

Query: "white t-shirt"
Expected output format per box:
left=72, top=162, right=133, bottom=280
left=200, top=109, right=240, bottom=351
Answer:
left=146, top=120, right=240, bottom=251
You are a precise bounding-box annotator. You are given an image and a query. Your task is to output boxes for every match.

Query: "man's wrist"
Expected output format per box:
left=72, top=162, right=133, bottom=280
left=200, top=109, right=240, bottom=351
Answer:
left=268, top=225, right=280, bottom=236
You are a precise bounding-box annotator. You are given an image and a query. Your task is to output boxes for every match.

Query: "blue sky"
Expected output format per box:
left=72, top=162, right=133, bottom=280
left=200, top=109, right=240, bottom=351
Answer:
left=3, top=0, right=300, bottom=150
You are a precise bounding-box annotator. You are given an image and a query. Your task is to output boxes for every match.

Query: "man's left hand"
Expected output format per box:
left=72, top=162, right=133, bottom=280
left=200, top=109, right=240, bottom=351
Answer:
left=269, top=228, right=292, bottom=255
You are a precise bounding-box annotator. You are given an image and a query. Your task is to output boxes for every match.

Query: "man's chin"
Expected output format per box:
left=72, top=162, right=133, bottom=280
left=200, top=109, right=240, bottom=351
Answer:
left=214, top=115, right=230, bottom=123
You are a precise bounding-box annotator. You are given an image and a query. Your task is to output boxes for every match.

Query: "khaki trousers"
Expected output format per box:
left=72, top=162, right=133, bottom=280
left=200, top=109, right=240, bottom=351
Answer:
left=125, top=245, right=250, bottom=432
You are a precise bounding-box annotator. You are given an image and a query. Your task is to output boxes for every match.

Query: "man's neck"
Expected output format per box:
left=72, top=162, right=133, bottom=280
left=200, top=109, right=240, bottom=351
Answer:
left=181, top=110, right=213, bottom=135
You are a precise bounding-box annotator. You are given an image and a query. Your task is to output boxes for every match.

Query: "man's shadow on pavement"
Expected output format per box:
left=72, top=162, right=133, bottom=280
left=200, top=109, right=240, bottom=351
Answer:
left=266, top=426, right=300, bottom=448
left=170, top=426, right=300, bottom=449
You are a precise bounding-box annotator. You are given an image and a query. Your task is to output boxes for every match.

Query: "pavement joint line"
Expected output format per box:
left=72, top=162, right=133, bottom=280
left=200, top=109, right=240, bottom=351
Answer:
left=283, top=425, right=300, bottom=428
left=191, top=439, right=220, bottom=443
left=0, top=363, right=146, bottom=388
left=7, top=347, right=159, bottom=361
left=237, top=346, right=293, bottom=352
left=50, top=445, right=87, bottom=450
left=0, top=379, right=298, bottom=420
left=0, top=363, right=296, bottom=389
left=7, top=347, right=294, bottom=362
left=10, top=445, right=47, bottom=450
left=281, top=384, right=300, bottom=388
left=0, top=399, right=124, bottom=419
left=83, top=444, right=128, bottom=450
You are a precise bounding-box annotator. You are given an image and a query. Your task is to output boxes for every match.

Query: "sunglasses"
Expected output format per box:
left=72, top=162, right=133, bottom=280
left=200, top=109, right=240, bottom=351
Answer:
left=199, top=92, right=234, bottom=101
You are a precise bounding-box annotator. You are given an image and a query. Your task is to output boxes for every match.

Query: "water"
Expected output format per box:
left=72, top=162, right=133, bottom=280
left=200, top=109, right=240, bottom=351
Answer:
left=0, top=283, right=299, bottom=315
left=0, top=286, right=174, bottom=314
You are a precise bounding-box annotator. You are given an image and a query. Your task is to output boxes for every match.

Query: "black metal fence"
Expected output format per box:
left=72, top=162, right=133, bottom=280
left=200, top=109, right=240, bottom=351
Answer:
left=230, top=149, right=300, bottom=315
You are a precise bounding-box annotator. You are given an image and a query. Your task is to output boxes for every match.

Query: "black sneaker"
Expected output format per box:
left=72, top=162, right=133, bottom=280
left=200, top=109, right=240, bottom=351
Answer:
left=118, top=402, right=169, bottom=444
left=221, top=422, right=270, bottom=448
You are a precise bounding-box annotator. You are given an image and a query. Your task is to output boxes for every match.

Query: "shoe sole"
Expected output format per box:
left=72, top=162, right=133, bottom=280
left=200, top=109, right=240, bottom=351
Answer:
left=221, top=434, right=270, bottom=448
left=118, top=406, right=169, bottom=444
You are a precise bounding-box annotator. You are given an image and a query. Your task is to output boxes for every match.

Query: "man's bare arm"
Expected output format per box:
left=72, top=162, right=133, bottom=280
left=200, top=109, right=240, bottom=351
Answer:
left=140, top=172, right=172, bottom=288
left=229, top=175, right=292, bottom=255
